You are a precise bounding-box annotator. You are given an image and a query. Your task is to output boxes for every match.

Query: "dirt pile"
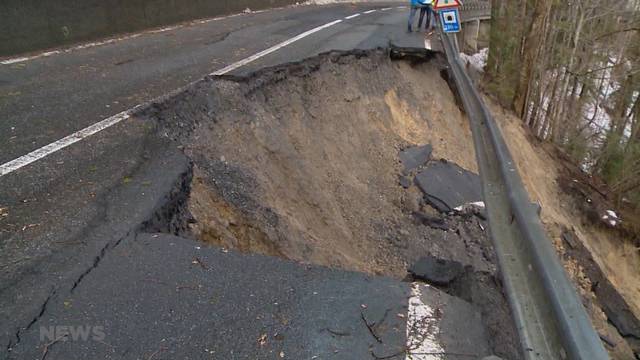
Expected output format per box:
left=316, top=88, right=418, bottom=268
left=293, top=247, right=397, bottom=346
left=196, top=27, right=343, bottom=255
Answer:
left=138, top=49, right=520, bottom=358
left=143, top=50, right=481, bottom=275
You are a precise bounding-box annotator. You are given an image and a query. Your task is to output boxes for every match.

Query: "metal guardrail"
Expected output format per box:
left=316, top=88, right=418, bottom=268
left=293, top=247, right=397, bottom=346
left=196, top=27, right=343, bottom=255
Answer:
left=438, top=27, right=609, bottom=360
left=460, top=1, right=491, bottom=11
left=459, top=1, right=492, bottom=22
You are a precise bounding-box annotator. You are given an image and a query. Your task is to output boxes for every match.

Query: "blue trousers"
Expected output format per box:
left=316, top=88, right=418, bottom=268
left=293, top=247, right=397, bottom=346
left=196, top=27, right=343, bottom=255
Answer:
left=418, top=5, right=433, bottom=29
left=408, top=6, right=419, bottom=31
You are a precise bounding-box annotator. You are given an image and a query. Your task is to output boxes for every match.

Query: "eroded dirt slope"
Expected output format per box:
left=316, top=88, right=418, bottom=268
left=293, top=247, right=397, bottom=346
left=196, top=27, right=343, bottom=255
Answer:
left=487, top=97, right=640, bottom=358
left=146, top=50, right=479, bottom=275
left=139, top=50, right=521, bottom=358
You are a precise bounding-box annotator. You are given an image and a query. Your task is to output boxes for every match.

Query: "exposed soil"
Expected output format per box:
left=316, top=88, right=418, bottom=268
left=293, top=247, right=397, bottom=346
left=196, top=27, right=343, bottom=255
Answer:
left=135, top=46, right=640, bottom=359
left=486, top=96, right=640, bottom=359
left=138, top=49, right=520, bottom=358
left=142, top=49, right=483, bottom=277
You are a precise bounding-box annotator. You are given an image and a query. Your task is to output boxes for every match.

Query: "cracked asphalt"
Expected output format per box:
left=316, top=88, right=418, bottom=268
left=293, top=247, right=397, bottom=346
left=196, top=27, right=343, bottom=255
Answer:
left=0, top=3, right=427, bottom=164
left=0, top=2, right=492, bottom=358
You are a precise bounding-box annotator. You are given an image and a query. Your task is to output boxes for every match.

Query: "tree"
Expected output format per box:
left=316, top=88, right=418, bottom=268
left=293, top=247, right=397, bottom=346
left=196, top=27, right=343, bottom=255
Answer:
left=487, top=0, right=640, bottom=204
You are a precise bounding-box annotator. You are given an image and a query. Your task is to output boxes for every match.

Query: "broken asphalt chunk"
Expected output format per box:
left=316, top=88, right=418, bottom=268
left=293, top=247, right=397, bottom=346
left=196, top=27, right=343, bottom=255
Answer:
left=408, top=254, right=464, bottom=286
left=414, top=160, right=482, bottom=213
left=399, top=144, right=432, bottom=175
left=399, top=175, right=412, bottom=189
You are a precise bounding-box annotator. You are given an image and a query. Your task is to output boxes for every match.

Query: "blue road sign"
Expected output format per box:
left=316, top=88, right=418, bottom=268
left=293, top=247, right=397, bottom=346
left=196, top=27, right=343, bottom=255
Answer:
left=440, top=8, right=461, bottom=33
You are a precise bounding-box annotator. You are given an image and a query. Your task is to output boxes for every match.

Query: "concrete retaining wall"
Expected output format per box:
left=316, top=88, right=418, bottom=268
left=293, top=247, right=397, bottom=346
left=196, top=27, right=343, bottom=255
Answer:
left=0, top=0, right=299, bottom=57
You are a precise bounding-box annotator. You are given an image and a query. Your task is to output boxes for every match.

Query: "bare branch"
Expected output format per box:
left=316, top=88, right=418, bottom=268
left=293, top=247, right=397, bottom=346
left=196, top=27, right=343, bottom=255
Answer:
left=594, top=27, right=640, bottom=41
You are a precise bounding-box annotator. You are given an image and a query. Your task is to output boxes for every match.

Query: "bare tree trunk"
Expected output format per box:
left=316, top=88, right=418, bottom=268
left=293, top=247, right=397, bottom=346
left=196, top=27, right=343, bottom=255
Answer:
left=537, top=68, right=562, bottom=139
left=555, top=4, right=585, bottom=144
left=486, top=0, right=507, bottom=79
left=628, top=95, right=640, bottom=147
left=513, top=0, right=550, bottom=118
left=528, top=7, right=557, bottom=131
left=549, top=69, right=566, bottom=140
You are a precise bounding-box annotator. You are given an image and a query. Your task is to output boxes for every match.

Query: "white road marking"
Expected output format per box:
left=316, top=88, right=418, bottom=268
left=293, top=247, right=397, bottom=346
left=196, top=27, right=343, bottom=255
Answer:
left=210, top=19, right=342, bottom=75
left=2, top=33, right=149, bottom=65
left=148, top=25, right=181, bottom=34
left=1, top=4, right=387, bottom=66
left=2, top=57, right=33, bottom=65
left=364, top=9, right=377, bottom=14
left=0, top=112, right=132, bottom=176
left=0, top=19, right=344, bottom=177
left=0, top=11, right=267, bottom=66
left=345, top=13, right=361, bottom=19
left=405, top=283, right=445, bottom=360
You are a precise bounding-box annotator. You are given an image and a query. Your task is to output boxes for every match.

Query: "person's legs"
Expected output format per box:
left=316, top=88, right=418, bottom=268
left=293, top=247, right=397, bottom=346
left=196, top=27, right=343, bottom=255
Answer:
left=425, top=5, right=433, bottom=30
left=418, top=6, right=427, bottom=29
left=408, top=6, right=418, bottom=32
left=429, top=8, right=438, bottom=30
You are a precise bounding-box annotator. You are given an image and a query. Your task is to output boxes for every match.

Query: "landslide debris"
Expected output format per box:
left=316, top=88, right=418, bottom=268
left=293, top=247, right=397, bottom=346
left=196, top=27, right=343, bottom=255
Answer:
left=138, top=49, right=520, bottom=358
left=140, top=49, right=482, bottom=276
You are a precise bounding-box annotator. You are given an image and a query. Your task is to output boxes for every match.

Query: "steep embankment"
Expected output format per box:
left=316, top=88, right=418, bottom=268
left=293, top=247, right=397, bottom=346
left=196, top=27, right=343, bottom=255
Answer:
left=144, top=50, right=481, bottom=277
left=139, top=49, right=522, bottom=359
left=138, top=46, right=640, bottom=358
left=487, top=97, right=640, bottom=359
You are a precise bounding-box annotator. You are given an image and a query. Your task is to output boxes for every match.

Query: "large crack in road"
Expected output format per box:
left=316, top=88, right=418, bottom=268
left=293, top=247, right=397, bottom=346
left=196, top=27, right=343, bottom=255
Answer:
left=18, top=45, right=635, bottom=359
left=136, top=48, right=523, bottom=359
left=5, top=45, right=632, bottom=360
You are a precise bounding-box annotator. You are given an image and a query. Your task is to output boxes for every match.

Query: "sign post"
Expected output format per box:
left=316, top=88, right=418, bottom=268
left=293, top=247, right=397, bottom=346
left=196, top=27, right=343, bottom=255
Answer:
left=433, top=0, right=462, bottom=33
left=439, top=8, right=461, bottom=33
left=433, top=0, right=461, bottom=9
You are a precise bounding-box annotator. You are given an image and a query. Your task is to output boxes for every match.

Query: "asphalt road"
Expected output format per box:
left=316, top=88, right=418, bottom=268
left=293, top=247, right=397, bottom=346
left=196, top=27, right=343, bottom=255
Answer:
left=0, top=3, right=427, bottom=165
left=8, top=234, right=490, bottom=359
left=0, top=2, right=491, bottom=358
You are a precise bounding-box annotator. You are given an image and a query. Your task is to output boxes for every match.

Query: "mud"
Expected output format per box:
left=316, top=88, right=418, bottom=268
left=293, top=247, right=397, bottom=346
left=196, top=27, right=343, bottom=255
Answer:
left=137, top=49, right=521, bottom=358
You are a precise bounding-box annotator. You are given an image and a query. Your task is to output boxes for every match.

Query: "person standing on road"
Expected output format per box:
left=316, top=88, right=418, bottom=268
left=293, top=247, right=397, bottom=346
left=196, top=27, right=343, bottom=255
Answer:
left=408, top=0, right=428, bottom=32
left=418, top=0, right=434, bottom=32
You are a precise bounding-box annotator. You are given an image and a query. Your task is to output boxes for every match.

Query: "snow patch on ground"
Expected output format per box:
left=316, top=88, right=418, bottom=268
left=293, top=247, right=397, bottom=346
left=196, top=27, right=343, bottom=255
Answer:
left=454, top=201, right=485, bottom=212
left=459, top=47, right=488, bottom=72
left=602, top=209, right=620, bottom=227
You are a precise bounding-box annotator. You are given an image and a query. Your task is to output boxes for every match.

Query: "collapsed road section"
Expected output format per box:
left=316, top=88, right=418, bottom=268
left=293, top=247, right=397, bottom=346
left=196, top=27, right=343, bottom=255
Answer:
left=2, top=49, right=523, bottom=359
left=4, top=44, right=629, bottom=359
left=137, top=48, right=523, bottom=358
